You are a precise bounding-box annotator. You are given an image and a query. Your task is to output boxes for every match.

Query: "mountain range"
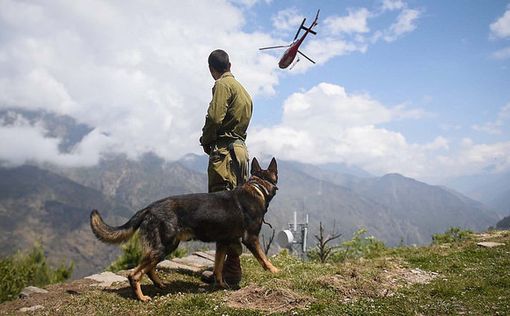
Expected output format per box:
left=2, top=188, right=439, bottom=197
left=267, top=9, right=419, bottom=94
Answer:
left=0, top=153, right=504, bottom=279
left=445, top=171, right=510, bottom=217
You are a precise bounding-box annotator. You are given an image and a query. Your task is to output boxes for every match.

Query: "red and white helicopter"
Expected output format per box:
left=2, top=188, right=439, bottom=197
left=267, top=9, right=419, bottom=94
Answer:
left=260, top=9, right=320, bottom=69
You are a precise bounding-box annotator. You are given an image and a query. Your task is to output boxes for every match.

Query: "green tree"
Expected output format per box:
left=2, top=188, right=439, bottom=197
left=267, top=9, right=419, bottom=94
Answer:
left=432, top=227, right=473, bottom=244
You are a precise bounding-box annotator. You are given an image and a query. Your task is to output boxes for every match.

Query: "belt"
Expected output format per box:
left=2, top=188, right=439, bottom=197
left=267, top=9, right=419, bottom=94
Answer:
left=213, top=138, right=245, bottom=148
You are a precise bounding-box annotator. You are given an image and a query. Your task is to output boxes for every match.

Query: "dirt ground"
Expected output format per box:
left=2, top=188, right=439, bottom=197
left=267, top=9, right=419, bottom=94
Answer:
left=319, top=259, right=438, bottom=303
left=226, top=284, right=313, bottom=314
left=0, top=278, right=98, bottom=315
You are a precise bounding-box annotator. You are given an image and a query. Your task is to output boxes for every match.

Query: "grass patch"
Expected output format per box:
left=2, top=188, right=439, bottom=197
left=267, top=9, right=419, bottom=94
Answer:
left=1, top=231, right=509, bottom=315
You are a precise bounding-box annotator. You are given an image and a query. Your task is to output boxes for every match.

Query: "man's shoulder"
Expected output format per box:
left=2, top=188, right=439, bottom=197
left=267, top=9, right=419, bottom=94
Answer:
left=216, top=75, right=245, bottom=91
left=215, top=72, right=251, bottom=99
left=216, top=72, right=236, bottom=84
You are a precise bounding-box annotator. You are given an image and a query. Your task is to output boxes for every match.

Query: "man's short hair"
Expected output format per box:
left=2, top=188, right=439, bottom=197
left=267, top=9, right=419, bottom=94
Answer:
left=208, top=49, right=230, bottom=72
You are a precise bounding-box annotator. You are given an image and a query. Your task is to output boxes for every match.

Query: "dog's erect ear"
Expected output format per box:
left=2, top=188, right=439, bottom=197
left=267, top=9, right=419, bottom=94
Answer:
left=268, top=157, right=277, bottom=174
left=251, top=157, right=261, bottom=175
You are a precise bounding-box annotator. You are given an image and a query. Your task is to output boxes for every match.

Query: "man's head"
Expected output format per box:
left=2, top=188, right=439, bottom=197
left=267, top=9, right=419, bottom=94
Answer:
left=208, top=49, right=231, bottom=80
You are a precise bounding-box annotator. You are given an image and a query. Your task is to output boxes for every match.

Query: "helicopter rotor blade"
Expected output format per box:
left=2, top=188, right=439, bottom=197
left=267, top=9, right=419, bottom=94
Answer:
left=259, top=45, right=289, bottom=51
left=294, top=18, right=306, bottom=41
left=301, top=27, right=317, bottom=35
left=314, top=9, right=320, bottom=23
left=298, top=50, right=315, bottom=64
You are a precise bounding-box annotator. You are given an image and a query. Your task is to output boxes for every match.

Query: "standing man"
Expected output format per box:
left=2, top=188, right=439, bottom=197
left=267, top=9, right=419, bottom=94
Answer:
left=200, top=49, right=253, bottom=287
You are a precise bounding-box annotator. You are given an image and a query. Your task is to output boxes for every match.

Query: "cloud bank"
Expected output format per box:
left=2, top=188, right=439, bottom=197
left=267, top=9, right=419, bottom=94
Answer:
left=0, top=1, right=508, bottom=182
left=248, top=83, right=510, bottom=181
left=490, top=5, right=510, bottom=60
left=0, top=0, right=279, bottom=167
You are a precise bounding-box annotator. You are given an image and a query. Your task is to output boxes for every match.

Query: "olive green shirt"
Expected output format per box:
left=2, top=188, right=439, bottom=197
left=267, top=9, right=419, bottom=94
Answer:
left=200, top=72, right=253, bottom=147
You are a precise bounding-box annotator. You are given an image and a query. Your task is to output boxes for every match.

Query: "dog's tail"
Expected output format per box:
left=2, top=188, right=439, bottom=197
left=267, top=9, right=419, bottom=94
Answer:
left=90, top=209, right=147, bottom=244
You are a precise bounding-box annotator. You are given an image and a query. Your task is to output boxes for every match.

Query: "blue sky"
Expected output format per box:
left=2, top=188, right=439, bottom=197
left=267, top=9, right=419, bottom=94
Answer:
left=0, top=0, right=509, bottom=183
left=251, top=1, right=509, bottom=141
left=246, top=0, right=510, bottom=182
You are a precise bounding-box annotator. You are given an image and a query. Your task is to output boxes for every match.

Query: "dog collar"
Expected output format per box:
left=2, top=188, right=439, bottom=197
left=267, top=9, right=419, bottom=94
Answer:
left=250, top=182, right=269, bottom=200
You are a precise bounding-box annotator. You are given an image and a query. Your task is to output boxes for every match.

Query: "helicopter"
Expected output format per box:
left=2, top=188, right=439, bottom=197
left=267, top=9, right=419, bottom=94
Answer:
left=260, top=9, right=320, bottom=69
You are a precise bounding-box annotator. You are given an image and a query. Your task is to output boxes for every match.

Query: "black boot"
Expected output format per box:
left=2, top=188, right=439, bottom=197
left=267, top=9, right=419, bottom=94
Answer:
left=222, top=253, right=242, bottom=288
left=200, top=253, right=242, bottom=288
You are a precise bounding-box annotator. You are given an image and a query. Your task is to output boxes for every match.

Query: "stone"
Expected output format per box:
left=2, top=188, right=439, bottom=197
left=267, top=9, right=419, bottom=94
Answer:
left=84, top=271, right=128, bottom=287
left=477, top=242, right=505, bottom=248
left=19, top=305, right=44, bottom=312
left=173, top=254, right=215, bottom=268
left=193, top=251, right=216, bottom=262
left=157, top=260, right=203, bottom=275
left=19, top=286, right=48, bottom=299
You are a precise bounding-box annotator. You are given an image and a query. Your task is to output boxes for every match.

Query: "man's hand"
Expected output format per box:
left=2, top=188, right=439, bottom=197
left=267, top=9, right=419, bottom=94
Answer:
left=200, top=136, right=211, bottom=155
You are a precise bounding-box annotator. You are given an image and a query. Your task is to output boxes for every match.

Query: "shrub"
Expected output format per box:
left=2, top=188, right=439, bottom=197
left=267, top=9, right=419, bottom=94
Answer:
left=339, top=228, right=386, bottom=260
left=0, top=244, right=73, bottom=303
left=108, top=232, right=143, bottom=272
left=308, top=222, right=342, bottom=263
left=108, top=232, right=188, bottom=272
left=432, top=227, right=473, bottom=245
left=308, top=228, right=385, bottom=263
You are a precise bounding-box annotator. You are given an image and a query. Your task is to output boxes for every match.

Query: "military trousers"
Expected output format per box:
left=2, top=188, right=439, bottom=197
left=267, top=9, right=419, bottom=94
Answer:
left=207, top=140, right=249, bottom=193
left=207, top=139, right=249, bottom=257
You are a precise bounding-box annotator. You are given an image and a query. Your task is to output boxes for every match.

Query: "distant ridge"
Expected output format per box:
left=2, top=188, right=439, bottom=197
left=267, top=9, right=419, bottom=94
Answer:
left=0, top=165, right=124, bottom=278
left=0, top=154, right=501, bottom=279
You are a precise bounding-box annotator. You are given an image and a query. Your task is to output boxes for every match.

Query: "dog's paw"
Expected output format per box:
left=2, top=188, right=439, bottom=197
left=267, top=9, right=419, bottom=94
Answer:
left=269, top=267, right=279, bottom=273
left=139, top=295, right=152, bottom=302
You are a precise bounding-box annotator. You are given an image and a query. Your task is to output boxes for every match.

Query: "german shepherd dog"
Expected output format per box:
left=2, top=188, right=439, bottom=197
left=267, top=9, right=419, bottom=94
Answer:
left=90, top=157, right=279, bottom=302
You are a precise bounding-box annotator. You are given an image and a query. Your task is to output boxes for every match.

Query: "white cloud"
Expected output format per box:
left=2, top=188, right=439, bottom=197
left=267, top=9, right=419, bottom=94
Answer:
left=281, top=83, right=393, bottom=129
left=0, top=0, right=280, bottom=166
left=300, top=38, right=363, bottom=66
left=490, top=6, right=510, bottom=39
left=390, top=8, right=420, bottom=37
left=444, top=140, right=510, bottom=175
left=374, top=8, right=421, bottom=42
left=271, top=8, right=305, bottom=32
left=324, top=8, right=371, bottom=34
left=248, top=83, right=510, bottom=181
left=0, top=117, right=110, bottom=167
left=229, top=0, right=273, bottom=8
left=472, top=103, right=510, bottom=135
left=250, top=83, right=426, bottom=173
left=381, top=0, right=405, bottom=12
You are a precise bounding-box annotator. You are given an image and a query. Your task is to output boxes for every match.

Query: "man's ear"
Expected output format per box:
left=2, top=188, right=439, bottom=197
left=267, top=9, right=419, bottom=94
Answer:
left=251, top=157, right=261, bottom=175
left=268, top=157, right=277, bottom=174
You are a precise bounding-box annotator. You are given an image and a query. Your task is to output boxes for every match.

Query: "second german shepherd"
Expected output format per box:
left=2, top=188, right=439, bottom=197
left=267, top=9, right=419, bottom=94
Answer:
left=90, top=157, right=279, bottom=301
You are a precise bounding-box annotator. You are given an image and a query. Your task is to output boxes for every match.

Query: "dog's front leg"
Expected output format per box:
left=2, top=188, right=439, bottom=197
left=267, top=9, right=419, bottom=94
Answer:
left=242, top=234, right=279, bottom=273
left=213, top=242, right=228, bottom=288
